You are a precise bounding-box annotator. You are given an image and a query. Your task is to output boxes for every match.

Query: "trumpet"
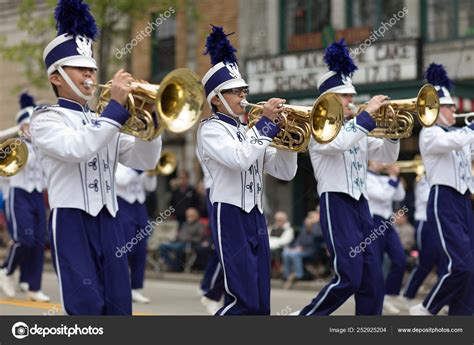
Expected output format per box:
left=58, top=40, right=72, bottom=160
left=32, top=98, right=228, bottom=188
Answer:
left=147, top=151, right=177, bottom=176
left=453, top=112, right=474, bottom=125
left=393, top=155, right=424, bottom=176
left=348, top=84, right=440, bottom=138
left=0, top=127, right=29, bottom=177
left=86, top=68, right=205, bottom=141
left=241, top=92, right=344, bottom=152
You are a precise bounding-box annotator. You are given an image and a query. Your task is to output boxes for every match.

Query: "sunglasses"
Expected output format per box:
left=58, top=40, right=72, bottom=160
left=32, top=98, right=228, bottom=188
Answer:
left=222, top=87, right=249, bottom=95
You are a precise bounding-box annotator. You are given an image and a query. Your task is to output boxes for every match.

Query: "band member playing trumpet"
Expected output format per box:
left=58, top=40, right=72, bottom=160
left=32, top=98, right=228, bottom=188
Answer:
left=30, top=0, right=161, bottom=315
left=1, top=92, right=50, bottom=302
left=115, top=163, right=157, bottom=304
left=410, top=63, right=474, bottom=315
left=197, top=26, right=297, bottom=315
left=297, top=39, right=400, bottom=316
left=367, top=161, right=406, bottom=314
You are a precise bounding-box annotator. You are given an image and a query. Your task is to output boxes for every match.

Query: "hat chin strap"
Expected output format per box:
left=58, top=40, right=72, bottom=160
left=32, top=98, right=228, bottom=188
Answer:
left=438, top=112, right=452, bottom=128
left=56, top=65, right=93, bottom=102
left=217, top=92, right=239, bottom=118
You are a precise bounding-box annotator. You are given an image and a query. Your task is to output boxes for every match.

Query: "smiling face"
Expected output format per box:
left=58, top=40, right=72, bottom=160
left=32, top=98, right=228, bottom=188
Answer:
left=49, top=66, right=97, bottom=104
left=211, top=87, right=249, bottom=117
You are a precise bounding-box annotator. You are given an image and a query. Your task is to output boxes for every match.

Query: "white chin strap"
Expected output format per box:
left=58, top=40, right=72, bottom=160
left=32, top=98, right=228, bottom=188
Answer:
left=56, top=65, right=93, bottom=102
left=438, top=112, right=452, bottom=128
left=217, top=92, right=238, bottom=117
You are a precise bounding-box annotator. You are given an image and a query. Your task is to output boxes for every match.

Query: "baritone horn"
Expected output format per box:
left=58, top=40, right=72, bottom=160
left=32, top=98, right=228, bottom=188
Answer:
left=0, top=126, right=29, bottom=177
left=148, top=151, right=177, bottom=176
left=349, top=84, right=440, bottom=138
left=87, top=68, right=205, bottom=141
left=241, top=92, right=344, bottom=152
left=453, top=112, right=474, bottom=125
left=393, top=155, right=425, bottom=177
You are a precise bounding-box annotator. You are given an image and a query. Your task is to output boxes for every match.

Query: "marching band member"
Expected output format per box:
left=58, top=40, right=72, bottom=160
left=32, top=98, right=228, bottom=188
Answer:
left=297, top=39, right=400, bottom=316
left=115, top=163, right=157, bottom=304
left=197, top=26, right=297, bottom=315
left=30, top=0, right=161, bottom=315
left=196, top=147, right=224, bottom=315
left=1, top=92, right=50, bottom=302
left=366, top=161, right=406, bottom=314
left=403, top=173, right=444, bottom=305
left=410, top=63, right=474, bottom=315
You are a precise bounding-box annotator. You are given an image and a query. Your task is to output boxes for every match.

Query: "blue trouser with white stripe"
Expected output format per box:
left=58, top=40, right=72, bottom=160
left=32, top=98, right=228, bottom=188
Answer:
left=201, top=251, right=225, bottom=301
left=403, top=220, right=445, bottom=299
left=300, top=193, right=384, bottom=316
left=210, top=203, right=270, bottom=315
left=117, top=198, right=149, bottom=290
left=422, top=185, right=474, bottom=315
left=373, top=215, right=406, bottom=296
left=49, top=207, right=132, bottom=315
left=200, top=189, right=224, bottom=302
left=2, top=188, right=46, bottom=291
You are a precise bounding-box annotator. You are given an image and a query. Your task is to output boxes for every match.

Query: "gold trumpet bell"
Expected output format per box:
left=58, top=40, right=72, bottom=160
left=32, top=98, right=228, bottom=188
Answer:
left=0, top=139, right=29, bottom=177
left=149, top=151, right=177, bottom=176
left=416, top=84, right=439, bottom=127
left=311, top=93, right=344, bottom=144
left=157, top=68, right=205, bottom=134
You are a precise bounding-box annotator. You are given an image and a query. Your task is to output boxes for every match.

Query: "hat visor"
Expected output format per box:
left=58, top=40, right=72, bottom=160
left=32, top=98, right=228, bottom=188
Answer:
left=324, top=84, right=357, bottom=95
left=439, top=96, right=454, bottom=105
left=62, top=56, right=97, bottom=70
left=220, top=79, right=248, bottom=91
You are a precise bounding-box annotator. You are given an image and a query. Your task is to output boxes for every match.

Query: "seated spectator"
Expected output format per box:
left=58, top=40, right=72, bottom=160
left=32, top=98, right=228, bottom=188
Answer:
left=159, top=207, right=207, bottom=272
left=268, top=211, right=294, bottom=254
left=282, top=215, right=317, bottom=289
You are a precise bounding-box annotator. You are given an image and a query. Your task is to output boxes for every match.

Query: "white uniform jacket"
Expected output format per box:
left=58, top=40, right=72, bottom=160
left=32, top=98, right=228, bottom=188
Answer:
left=30, top=97, right=162, bottom=217
left=366, top=170, right=406, bottom=219
left=9, top=140, right=46, bottom=193
left=419, top=124, right=474, bottom=195
left=197, top=112, right=297, bottom=213
left=115, top=163, right=157, bottom=204
left=309, top=111, right=400, bottom=200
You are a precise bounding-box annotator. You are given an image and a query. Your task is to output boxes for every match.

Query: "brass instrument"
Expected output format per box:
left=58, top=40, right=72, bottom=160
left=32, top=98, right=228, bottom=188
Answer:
left=148, top=151, right=177, bottom=176
left=453, top=112, right=474, bottom=125
left=349, top=84, right=440, bottom=138
left=241, top=92, right=344, bottom=152
left=88, top=68, right=205, bottom=141
left=0, top=127, right=29, bottom=177
left=393, top=155, right=425, bottom=177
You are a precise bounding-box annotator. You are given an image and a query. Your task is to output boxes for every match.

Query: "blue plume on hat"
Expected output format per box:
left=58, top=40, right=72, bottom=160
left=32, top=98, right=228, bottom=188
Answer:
left=204, top=25, right=238, bottom=65
left=54, top=0, right=98, bottom=39
left=425, top=63, right=452, bottom=91
left=323, top=39, right=358, bottom=77
left=19, top=92, right=35, bottom=109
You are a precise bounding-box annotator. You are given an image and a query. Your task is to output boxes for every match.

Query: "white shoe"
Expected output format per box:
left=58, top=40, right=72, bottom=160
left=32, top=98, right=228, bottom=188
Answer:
left=409, top=303, right=432, bottom=315
left=200, top=296, right=221, bottom=315
left=1, top=269, right=16, bottom=298
left=132, top=290, right=150, bottom=304
left=19, top=282, right=29, bottom=293
left=27, top=291, right=50, bottom=302
left=383, top=296, right=401, bottom=314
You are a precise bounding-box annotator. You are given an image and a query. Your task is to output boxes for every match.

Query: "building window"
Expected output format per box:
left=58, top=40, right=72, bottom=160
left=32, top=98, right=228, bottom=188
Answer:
left=151, top=14, right=176, bottom=82
left=349, top=0, right=405, bottom=39
left=283, top=0, right=331, bottom=44
left=427, top=0, right=474, bottom=41
left=458, top=0, right=474, bottom=37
